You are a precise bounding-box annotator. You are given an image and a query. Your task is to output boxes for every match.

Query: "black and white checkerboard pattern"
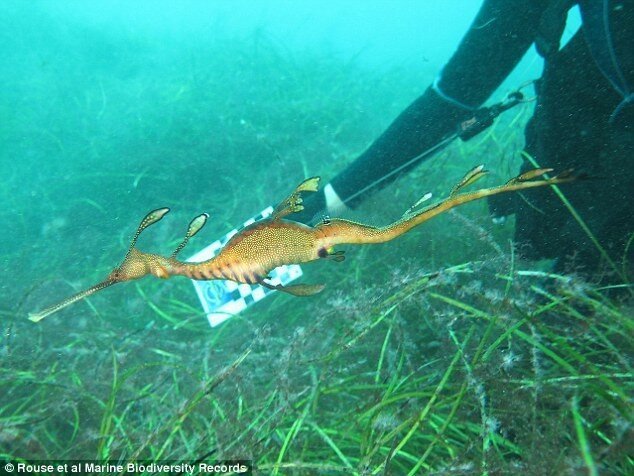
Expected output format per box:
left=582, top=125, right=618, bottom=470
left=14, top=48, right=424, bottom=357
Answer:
left=188, top=206, right=303, bottom=327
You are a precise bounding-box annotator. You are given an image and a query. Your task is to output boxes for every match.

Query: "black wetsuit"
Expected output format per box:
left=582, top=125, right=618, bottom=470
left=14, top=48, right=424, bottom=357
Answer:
left=306, top=0, right=633, bottom=275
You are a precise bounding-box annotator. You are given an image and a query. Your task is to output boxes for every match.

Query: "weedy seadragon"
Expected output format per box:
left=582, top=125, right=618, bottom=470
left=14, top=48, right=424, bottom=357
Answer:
left=29, top=166, right=575, bottom=322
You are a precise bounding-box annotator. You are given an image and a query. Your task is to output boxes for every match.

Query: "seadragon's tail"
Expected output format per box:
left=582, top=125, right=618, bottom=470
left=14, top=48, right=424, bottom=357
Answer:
left=315, top=166, right=577, bottom=246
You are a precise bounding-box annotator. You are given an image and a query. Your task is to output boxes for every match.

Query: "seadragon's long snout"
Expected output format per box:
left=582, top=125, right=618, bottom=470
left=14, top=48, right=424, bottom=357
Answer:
left=28, top=279, right=117, bottom=322
left=29, top=207, right=211, bottom=322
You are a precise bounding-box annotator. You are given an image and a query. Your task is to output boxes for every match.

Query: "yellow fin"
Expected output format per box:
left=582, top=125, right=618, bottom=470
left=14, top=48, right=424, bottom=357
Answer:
left=450, top=165, right=488, bottom=196
left=171, top=212, right=209, bottom=257
left=295, top=176, right=320, bottom=193
left=506, top=168, right=553, bottom=185
left=403, top=192, right=433, bottom=216
left=187, top=213, right=209, bottom=238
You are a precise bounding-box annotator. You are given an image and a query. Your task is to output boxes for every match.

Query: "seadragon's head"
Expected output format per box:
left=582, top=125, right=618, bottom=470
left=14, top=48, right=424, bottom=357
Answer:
left=28, top=208, right=208, bottom=322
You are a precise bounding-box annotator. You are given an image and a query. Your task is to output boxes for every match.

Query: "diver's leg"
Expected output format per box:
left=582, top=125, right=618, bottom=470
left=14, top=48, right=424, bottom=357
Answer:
left=512, top=32, right=633, bottom=276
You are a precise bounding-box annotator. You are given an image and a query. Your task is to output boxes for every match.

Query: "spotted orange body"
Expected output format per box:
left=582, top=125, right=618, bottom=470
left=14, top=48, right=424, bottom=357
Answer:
left=29, top=166, right=575, bottom=322
left=177, top=219, right=319, bottom=284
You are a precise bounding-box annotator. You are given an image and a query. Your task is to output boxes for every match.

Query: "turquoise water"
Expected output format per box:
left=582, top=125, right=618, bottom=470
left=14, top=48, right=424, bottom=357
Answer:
left=1, top=1, right=631, bottom=474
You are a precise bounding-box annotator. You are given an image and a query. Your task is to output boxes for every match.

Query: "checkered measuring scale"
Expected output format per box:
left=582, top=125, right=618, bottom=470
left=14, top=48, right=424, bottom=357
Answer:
left=187, top=206, right=303, bottom=327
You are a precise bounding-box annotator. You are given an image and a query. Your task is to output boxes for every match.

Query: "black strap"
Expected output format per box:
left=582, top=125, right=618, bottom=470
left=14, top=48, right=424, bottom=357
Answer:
left=458, top=91, right=525, bottom=141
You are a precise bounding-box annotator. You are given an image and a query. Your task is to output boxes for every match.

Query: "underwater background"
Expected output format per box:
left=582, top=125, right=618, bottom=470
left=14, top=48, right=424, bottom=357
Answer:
left=1, top=1, right=631, bottom=474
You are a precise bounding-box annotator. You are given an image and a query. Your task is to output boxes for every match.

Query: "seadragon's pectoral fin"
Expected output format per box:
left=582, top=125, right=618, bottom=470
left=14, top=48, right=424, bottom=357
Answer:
left=260, top=280, right=326, bottom=296
left=272, top=176, right=321, bottom=220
